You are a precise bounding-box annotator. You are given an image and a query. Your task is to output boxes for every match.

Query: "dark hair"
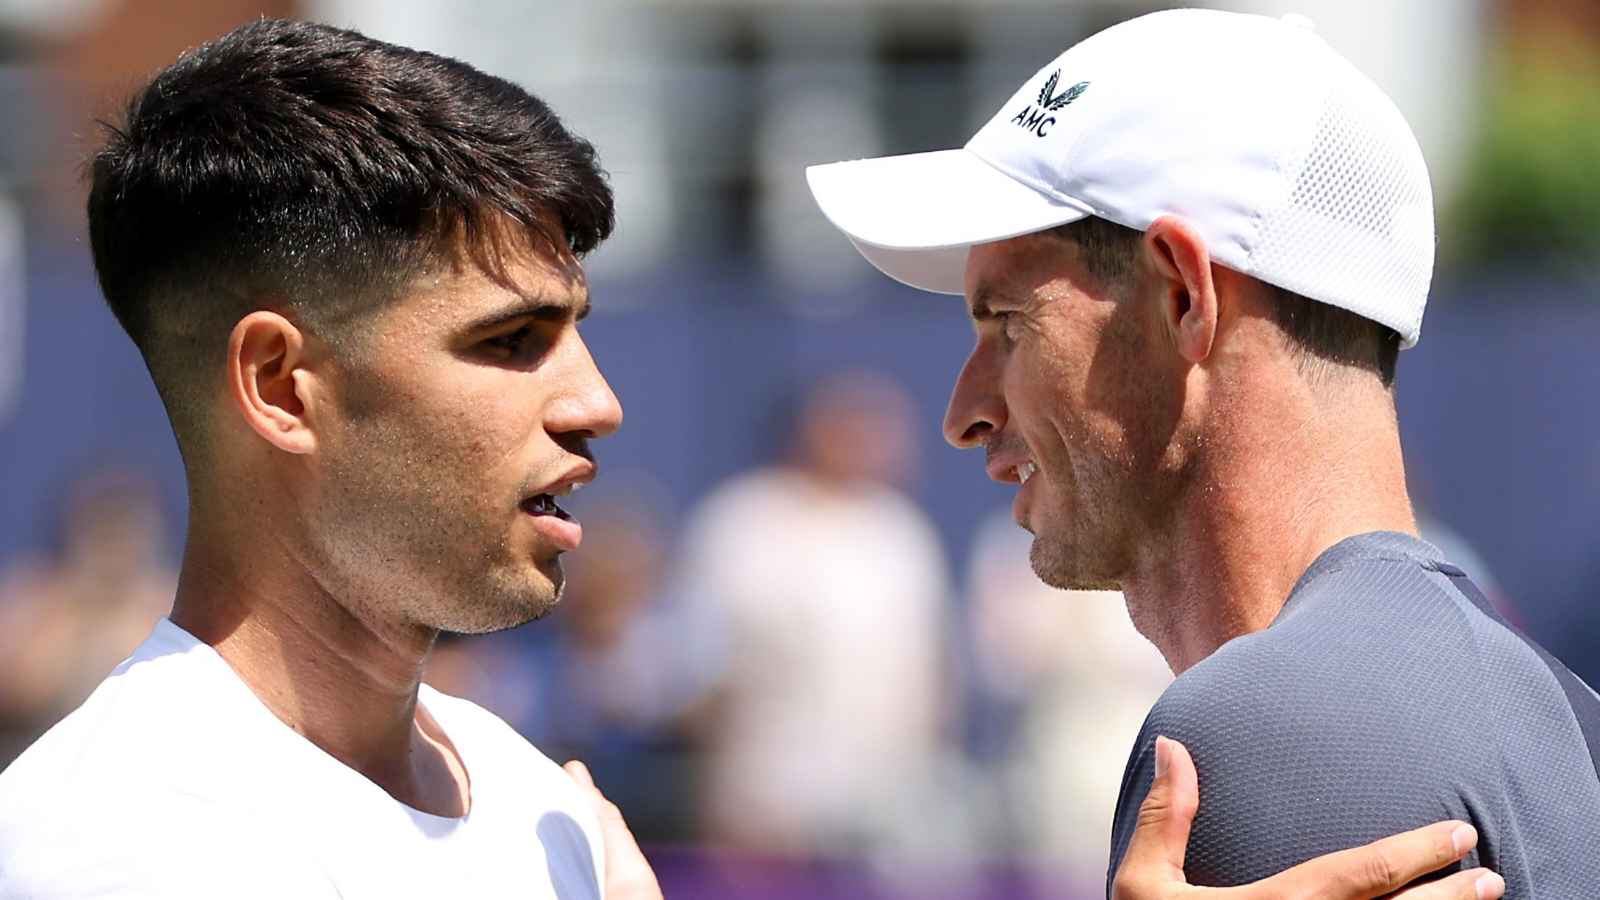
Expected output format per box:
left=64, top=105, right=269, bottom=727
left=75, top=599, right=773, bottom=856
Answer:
left=1048, top=217, right=1399, bottom=387
left=87, top=18, right=614, bottom=445
left=1263, top=283, right=1399, bottom=387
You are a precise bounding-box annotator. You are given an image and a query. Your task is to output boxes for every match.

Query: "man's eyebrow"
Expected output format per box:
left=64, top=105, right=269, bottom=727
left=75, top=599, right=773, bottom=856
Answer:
left=967, top=287, right=999, bottom=322
left=969, top=282, right=1030, bottom=322
left=465, top=295, right=591, bottom=332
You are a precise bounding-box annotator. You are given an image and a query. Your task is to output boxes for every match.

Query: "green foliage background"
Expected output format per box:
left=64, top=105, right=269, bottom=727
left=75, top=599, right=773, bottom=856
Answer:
left=1448, top=33, right=1600, bottom=275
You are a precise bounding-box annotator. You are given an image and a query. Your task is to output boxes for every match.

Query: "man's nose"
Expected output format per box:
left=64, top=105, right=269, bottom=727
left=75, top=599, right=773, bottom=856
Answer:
left=942, top=346, right=1005, bottom=450
left=549, top=333, right=623, bottom=440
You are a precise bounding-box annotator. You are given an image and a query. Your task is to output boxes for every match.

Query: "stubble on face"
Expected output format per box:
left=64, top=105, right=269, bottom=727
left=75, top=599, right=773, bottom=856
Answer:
left=305, top=240, right=593, bottom=637
left=1020, top=340, right=1149, bottom=594
left=317, top=406, right=568, bottom=636
left=972, top=236, right=1185, bottom=593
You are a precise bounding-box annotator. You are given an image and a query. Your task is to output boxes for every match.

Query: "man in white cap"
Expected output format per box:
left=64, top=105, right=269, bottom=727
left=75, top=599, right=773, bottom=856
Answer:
left=809, top=8, right=1598, bottom=898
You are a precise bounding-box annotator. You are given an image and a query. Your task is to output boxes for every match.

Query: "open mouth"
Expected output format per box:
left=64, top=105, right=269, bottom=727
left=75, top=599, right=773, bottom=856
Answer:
left=521, top=493, right=574, bottom=520
left=518, top=465, right=593, bottom=553
left=1017, top=461, right=1038, bottom=485
left=520, top=490, right=584, bottom=553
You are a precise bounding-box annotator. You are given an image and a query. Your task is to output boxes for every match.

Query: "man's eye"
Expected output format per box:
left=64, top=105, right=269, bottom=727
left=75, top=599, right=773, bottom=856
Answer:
left=484, top=324, right=537, bottom=357
left=996, top=311, right=1023, bottom=340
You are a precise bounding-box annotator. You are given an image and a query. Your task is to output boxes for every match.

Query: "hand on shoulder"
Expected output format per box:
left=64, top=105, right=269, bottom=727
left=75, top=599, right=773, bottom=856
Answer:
left=564, top=760, right=664, bottom=900
left=1112, top=736, right=1502, bottom=900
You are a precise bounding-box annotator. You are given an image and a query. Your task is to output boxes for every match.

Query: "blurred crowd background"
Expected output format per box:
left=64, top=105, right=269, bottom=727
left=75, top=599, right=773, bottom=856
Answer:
left=0, top=0, right=1596, bottom=897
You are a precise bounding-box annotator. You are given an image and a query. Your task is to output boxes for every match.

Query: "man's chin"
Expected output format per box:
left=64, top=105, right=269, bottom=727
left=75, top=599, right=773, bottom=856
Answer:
left=434, top=567, right=564, bottom=635
left=439, top=597, right=556, bottom=635
left=1028, top=535, right=1119, bottom=592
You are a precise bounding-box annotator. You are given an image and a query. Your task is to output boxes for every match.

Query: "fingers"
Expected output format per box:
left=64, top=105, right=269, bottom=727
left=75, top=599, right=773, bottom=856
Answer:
left=1252, top=819, right=1492, bottom=899
left=1102, top=738, right=1505, bottom=900
left=1389, top=867, right=1505, bottom=900
left=563, top=759, right=665, bottom=900
left=1110, top=735, right=1200, bottom=898
left=564, top=760, right=628, bottom=846
left=564, top=759, right=595, bottom=789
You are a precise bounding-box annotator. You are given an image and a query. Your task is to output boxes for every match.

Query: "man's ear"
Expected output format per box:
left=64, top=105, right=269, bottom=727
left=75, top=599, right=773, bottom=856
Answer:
left=226, top=311, right=320, bottom=455
left=1142, top=216, right=1218, bottom=365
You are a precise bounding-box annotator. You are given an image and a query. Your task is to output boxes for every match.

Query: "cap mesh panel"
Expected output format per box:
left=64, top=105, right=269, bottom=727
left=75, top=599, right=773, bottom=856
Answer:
left=1247, top=78, right=1434, bottom=345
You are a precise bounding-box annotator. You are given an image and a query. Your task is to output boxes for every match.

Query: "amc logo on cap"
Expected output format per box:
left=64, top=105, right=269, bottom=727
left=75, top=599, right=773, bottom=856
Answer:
left=1010, top=71, right=1089, bottom=138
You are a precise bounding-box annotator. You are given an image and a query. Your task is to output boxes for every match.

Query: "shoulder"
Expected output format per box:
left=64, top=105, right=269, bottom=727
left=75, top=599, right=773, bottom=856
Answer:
left=421, top=685, right=598, bottom=808
left=1110, top=540, right=1600, bottom=890
left=1124, top=634, right=1342, bottom=815
left=1151, top=548, right=1512, bottom=744
left=0, top=641, right=191, bottom=808
left=0, top=620, right=300, bottom=838
left=1107, top=556, right=1513, bottom=887
left=421, top=683, right=543, bottom=757
left=421, top=686, right=608, bottom=887
left=1107, top=631, right=1467, bottom=888
left=0, top=780, right=339, bottom=898
left=1138, top=581, right=1481, bottom=783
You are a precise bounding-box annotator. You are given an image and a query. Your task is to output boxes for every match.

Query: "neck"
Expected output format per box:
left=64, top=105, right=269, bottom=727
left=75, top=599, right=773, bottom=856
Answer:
left=169, top=494, right=468, bottom=816
left=1122, top=378, right=1416, bottom=675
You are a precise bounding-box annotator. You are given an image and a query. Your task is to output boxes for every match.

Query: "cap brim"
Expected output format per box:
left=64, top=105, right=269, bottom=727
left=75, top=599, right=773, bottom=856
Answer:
left=806, top=149, right=1093, bottom=294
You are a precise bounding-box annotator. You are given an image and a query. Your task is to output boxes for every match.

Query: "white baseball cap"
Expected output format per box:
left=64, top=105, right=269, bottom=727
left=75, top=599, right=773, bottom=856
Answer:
left=806, top=9, right=1436, bottom=347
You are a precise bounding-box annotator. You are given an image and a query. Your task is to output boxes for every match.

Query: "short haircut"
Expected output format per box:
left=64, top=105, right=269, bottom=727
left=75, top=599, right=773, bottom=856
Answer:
left=1048, top=217, right=1399, bottom=387
left=87, top=18, right=614, bottom=449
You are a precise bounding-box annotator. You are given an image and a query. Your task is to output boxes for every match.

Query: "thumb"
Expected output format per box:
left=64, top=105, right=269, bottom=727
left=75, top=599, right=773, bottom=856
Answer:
left=564, top=759, right=595, bottom=789
left=1114, top=736, right=1200, bottom=896
left=563, top=759, right=664, bottom=900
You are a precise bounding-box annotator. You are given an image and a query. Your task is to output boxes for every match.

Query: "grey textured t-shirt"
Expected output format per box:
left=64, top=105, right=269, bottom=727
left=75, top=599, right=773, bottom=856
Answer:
left=1107, top=531, right=1600, bottom=898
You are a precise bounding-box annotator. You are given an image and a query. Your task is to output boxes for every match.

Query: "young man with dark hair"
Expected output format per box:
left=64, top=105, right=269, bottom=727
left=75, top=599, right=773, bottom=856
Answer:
left=0, top=19, right=651, bottom=897
left=0, top=15, right=1498, bottom=900
left=809, top=8, right=1596, bottom=899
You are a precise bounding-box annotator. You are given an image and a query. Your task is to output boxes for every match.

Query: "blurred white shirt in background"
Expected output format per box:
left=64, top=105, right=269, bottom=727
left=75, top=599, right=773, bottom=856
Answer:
left=677, top=466, right=951, bottom=858
left=965, top=509, right=1171, bottom=883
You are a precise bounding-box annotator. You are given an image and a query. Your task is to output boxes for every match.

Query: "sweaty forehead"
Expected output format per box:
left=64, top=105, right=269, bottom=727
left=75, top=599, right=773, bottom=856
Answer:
left=964, top=233, right=1063, bottom=315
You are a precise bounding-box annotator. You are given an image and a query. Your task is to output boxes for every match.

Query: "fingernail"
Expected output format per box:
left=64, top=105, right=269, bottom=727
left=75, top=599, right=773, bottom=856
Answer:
left=1476, top=871, right=1504, bottom=900
left=1451, top=822, right=1477, bottom=855
left=1154, top=736, right=1170, bottom=779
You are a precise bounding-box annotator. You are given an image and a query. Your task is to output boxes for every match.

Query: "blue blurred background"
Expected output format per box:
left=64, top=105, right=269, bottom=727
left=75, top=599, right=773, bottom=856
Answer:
left=0, top=1, right=1596, bottom=897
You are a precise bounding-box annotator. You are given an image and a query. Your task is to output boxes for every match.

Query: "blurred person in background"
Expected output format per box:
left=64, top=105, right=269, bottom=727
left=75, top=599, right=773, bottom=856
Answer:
left=809, top=8, right=1531, bottom=898
left=964, top=509, right=1169, bottom=889
left=675, top=370, right=955, bottom=862
left=0, top=467, right=174, bottom=763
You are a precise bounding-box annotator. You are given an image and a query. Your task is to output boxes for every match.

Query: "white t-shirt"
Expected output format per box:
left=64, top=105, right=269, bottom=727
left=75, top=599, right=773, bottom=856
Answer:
left=0, top=619, right=606, bottom=899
